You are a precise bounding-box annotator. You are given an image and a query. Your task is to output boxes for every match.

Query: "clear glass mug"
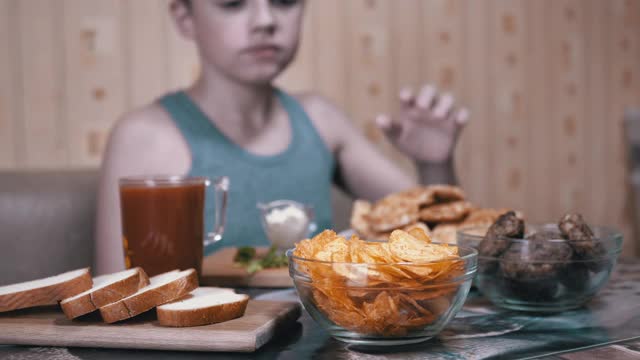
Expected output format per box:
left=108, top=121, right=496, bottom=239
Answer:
left=119, top=175, right=229, bottom=277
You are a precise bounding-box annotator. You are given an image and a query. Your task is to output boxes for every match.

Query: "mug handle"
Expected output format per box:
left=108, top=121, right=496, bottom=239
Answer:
left=305, top=205, right=317, bottom=236
left=204, top=176, right=229, bottom=246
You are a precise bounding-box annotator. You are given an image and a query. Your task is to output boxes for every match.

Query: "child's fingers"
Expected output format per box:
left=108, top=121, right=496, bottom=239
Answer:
left=375, top=113, right=402, bottom=138
left=449, top=108, right=470, bottom=137
left=432, top=93, right=455, bottom=120
left=398, top=87, right=415, bottom=109
left=455, top=108, right=470, bottom=126
left=415, top=85, right=437, bottom=110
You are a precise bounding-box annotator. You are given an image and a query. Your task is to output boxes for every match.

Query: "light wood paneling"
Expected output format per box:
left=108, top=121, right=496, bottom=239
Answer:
left=461, top=0, right=491, bottom=207
left=165, top=1, right=199, bottom=91
left=18, top=0, right=67, bottom=168
left=607, top=0, right=639, bottom=253
left=311, top=0, right=348, bottom=110
left=2, top=1, right=639, bottom=253
left=489, top=0, right=529, bottom=212
left=548, top=0, right=588, bottom=218
left=526, top=0, right=552, bottom=223
left=63, top=0, right=128, bottom=167
left=275, top=0, right=315, bottom=93
left=0, top=0, right=17, bottom=168
left=126, top=0, right=169, bottom=108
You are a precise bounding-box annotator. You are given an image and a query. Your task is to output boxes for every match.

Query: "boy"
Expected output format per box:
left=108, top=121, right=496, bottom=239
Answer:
left=96, top=0, right=469, bottom=273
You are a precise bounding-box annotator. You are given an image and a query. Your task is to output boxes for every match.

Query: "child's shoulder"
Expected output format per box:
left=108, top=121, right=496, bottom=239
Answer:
left=292, top=92, right=347, bottom=123
left=108, top=100, right=188, bottom=154
left=113, top=100, right=181, bottom=138
left=289, top=91, right=357, bottom=152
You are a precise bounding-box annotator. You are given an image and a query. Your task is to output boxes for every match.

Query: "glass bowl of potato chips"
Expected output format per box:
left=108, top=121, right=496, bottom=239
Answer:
left=288, top=228, right=477, bottom=346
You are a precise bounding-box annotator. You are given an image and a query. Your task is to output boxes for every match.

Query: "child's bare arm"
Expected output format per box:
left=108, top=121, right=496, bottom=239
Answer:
left=301, top=85, right=468, bottom=202
left=95, top=105, right=191, bottom=275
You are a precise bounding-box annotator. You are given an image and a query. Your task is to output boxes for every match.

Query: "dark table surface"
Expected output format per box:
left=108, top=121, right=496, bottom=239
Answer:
left=2, top=260, right=640, bottom=360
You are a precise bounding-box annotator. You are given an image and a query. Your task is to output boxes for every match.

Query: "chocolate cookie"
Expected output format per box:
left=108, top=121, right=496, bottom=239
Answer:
left=477, top=211, right=525, bottom=258
left=500, top=232, right=573, bottom=280
left=559, top=263, right=591, bottom=293
left=499, top=277, right=559, bottom=303
left=558, top=213, right=608, bottom=271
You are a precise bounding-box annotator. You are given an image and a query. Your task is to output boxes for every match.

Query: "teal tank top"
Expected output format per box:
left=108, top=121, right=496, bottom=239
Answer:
left=159, top=89, right=335, bottom=255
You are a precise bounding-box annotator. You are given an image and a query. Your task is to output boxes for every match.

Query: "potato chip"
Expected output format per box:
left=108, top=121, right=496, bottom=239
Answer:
left=408, top=226, right=432, bottom=243
left=293, top=228, right=464, bottom=337
left=389, top=230, right=458, bottom=263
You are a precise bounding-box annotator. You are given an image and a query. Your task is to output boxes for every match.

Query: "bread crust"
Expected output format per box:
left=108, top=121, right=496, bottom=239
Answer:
left=157, top=293, right=249, bottom=327
left=60, top=268, right=149, bottom=319
left=99, top=269, right=198, bottom=323
left=0, top=268, right=92, bottom=312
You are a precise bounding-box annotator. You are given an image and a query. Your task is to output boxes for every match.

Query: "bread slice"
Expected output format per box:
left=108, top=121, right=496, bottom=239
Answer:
left=60, top=267, right=150, bottom=319
left=0, top=268, right=92, bottom=312
left=99, top=269, right=198, bottom=323
left=157, top=287, right=250, bottom=327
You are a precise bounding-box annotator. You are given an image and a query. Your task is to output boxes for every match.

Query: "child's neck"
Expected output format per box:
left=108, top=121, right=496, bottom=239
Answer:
left=186, top=71, right=277, bottom=136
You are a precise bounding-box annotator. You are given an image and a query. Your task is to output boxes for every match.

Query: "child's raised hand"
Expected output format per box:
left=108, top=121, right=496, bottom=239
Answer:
left=375, top=84, right=469, bottom=164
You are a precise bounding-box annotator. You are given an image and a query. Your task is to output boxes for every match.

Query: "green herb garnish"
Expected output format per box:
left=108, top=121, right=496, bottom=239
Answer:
left=234, top=246, right=256, bottom=263
left=233, top=246, right=288, bottom=274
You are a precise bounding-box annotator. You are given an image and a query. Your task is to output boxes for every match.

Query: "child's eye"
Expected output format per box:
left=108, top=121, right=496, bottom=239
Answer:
left=270, top=0, right=300, bottom=8
left=219, top=0, right=245, bottom=10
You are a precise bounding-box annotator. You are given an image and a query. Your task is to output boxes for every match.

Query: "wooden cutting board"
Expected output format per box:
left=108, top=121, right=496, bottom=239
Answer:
left=201, top=247, right=292, bottom=288
left=0, top=300, right=301, bottom=352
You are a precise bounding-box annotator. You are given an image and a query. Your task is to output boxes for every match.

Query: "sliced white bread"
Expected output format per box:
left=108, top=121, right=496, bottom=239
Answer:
left=60, top=267, right=150, bottom=319
left=99, top=269, right=198, bottom=323
left=157, top=287, right=249, bottom=327
left=0, top=268, right=92, bottom=313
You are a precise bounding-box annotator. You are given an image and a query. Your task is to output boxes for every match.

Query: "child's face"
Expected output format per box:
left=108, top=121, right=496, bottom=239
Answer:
left=173, top=0, right=305, bottom=85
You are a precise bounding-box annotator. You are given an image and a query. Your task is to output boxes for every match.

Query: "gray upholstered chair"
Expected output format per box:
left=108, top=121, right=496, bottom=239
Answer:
left=0, top=171, right=99, bottom=285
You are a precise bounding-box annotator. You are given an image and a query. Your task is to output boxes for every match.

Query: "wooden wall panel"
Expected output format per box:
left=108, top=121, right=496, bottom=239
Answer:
left=0, top=0, right=17, bottom=168
left=63, top=0, right=128, bottom=167
left=585, top=0, right=610, bottom=226
left=311, top=0, right=348, bottom=110
left=3, top=1, right=640, bottom=253
left=346, top=0, right=407, bottom=174
left=390, top=0, right=423, bottom=105
left=461, top=0, right=491, bottom=206
left=548, top=0, right=588, bottom=220
left=18, top=0, right=68, bottom=168
left=126, top=0, right=169, bottom=108
left=422, top=0, right=469, bottom=181
left=608, top=0, right=639, bottom=254
left=165, top=2, right=199, bottom=91
left=276, top=0, right=316, bottom=93
left=526, top=0, right=552, bottom=223
left=489, top=0, right=529, bottom=211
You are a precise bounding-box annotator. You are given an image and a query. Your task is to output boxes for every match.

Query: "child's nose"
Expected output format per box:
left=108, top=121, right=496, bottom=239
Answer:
left=250, top=0, right=277, bottom=33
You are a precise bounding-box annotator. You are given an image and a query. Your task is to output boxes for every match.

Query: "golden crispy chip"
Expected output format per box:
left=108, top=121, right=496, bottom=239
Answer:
left=389, top=230, right=458, bottom=263
left=293, top=229, right=339, bottom=259
left=419, top=201, right=474, bottom=223
left=408, top=225, right=432, bottom=243
left=294, top=228, right=463, bottom=337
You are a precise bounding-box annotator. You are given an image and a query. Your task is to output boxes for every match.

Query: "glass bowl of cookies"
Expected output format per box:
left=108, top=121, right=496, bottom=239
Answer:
left=457, top=212, right=622, bottom=312
left=288, top=228, right=477, bottom=346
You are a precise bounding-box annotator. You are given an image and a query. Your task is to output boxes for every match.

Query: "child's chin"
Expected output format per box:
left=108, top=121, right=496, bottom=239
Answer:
left=237, top=65, right=286, bottom=84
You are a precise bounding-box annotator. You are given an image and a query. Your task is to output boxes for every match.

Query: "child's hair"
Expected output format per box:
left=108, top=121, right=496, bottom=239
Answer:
left=180, top=0, right=191, bottom=10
